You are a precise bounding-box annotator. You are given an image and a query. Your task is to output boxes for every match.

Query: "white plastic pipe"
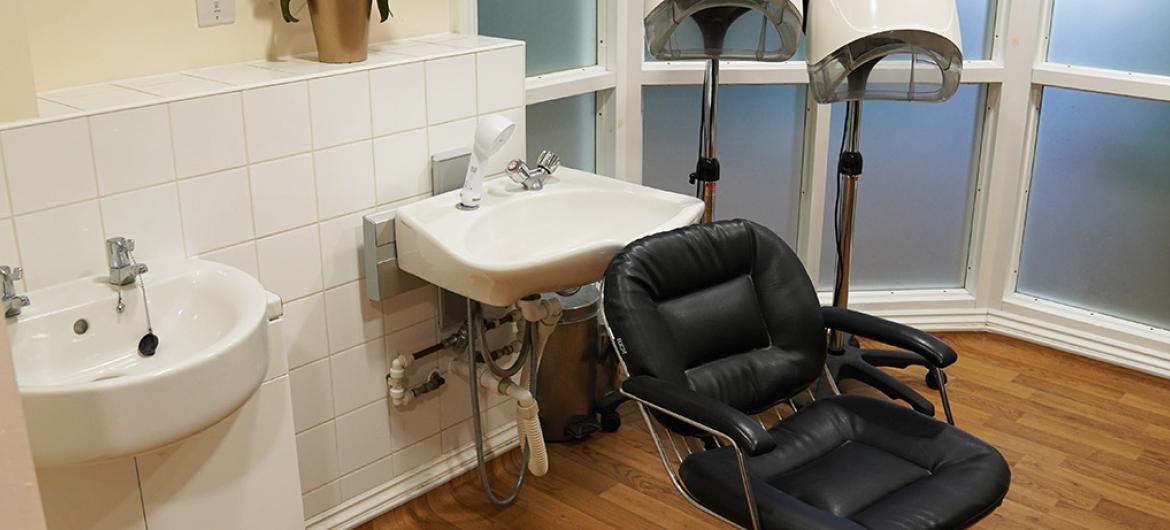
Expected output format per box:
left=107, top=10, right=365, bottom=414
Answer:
left=387, top=353, right=412, bottom=407
left=450, top=357, right=549, bottom=476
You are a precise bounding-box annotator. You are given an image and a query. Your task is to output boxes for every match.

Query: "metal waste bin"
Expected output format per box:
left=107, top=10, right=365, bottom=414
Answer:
left=535, top=284, right=619, bottom=442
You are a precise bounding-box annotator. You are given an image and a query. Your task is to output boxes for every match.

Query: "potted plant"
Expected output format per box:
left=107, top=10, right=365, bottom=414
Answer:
left=281, top=0, right=393, bottom=63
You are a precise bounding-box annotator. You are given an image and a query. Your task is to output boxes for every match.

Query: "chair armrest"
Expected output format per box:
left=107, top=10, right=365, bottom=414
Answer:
left=821, top=307, right=958, bottom=368
left=622, top=376, right=776, bottom=456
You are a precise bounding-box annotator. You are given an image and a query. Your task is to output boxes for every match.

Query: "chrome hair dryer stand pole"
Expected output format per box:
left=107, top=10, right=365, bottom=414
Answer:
left=693, top=58, right=720, bottom=224
left=829, top=100, right=862, bottom=351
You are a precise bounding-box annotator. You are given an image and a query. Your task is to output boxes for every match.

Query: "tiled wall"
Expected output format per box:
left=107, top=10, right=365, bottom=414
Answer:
left=0, top=33, right=528, bottom=521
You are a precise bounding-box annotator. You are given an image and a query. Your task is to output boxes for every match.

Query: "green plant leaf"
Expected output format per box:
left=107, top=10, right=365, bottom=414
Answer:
left=377, top=0, right=393, bottom=22
left=280, top=0, right=298, bottom=23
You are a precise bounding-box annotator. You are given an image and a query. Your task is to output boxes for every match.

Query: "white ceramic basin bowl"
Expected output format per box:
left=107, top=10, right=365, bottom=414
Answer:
left=11, top=259, right=270, bottom=467
left=395, top=168, right=704, bottom=306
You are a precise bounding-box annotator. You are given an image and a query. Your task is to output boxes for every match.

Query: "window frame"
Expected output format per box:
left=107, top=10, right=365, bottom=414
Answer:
left=460, top=0, right=1170, bottom=373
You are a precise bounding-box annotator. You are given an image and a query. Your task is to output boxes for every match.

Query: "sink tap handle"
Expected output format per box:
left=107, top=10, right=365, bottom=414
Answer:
left=506, top=159, right=531, bottom=185
left=536, top=150, right=561, bottom=174
left=0, top=265, right=23, bottom=282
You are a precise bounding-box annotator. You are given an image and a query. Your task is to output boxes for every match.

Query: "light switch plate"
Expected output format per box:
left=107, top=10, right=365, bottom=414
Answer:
left=196, top=0, right=235, bottom=27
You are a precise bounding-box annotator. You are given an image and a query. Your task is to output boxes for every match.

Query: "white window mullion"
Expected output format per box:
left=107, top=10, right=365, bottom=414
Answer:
left=970, top=0, right=1048, bottom=312
left=795, top=97, right=831, bottom=283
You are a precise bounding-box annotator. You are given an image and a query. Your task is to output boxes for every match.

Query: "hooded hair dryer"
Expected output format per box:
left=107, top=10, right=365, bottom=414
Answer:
left=644, top=0, right=803, bottom=223
left=806, top=0, right=963, bottom=422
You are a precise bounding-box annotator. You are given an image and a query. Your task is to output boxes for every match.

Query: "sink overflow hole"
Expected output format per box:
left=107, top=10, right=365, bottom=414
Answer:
left=73, top=319, right=89, bottom=335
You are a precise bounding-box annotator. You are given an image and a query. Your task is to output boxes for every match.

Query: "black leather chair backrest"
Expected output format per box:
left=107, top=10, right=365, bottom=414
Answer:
left=604, top=219, right=827, bottom=416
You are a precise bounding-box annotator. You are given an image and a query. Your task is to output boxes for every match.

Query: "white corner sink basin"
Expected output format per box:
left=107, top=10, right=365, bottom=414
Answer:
left=395, top=168, right=704, bottom=306
left=10, top=259, right=271, bottom=467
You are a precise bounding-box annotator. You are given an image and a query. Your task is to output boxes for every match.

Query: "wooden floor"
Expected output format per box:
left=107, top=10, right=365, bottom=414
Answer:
left=361, top=332, right=1170, bottom=529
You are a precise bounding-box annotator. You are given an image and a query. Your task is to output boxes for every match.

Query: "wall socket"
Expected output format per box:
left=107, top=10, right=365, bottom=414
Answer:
left=196, top=0, right=235, bottom=27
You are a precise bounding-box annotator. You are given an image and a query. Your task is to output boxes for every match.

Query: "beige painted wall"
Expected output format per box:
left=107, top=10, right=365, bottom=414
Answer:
left=23, top=0, right=454, bottom=90
left=0, top=0, right=39, bottom=121
left=0, top=319, right=47, bottom=530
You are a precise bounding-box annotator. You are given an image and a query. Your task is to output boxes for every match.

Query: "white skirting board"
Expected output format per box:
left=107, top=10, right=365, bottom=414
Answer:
left=306, top=422, right=521, bottom=530
left=988, top=309, right=1170, bottom=380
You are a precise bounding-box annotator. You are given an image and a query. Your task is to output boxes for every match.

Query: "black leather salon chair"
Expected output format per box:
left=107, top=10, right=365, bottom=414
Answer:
left=602, top=219, right=1010, bottom=529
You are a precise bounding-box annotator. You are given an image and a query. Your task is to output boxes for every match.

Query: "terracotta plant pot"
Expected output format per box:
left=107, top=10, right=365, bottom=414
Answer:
left=308, top=0, right=372, bottom=63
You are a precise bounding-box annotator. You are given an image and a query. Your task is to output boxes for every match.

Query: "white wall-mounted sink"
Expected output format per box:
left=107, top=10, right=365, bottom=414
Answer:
left=10, top=259, right=272, bottom=467
left=395, top=168, right=704, bottom=306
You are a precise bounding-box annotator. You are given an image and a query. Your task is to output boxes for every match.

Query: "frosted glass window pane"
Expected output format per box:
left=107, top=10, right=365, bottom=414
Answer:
left=526, top=94, right=597, bottom=173
left=1049, top=0, right=1170, bottom=76
left=479, top=0, right=597, bottom=76
left=818, top=85, right=985, bottom=291
left=642, top=85, right=806, bottom=242
left=1017, top=88, right=1170, bottom=330
left=957, top=0, right=996, bottom=60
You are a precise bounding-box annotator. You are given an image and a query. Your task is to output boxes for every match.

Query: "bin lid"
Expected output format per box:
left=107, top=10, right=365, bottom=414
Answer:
left=543, top=283, right=601, bottom=324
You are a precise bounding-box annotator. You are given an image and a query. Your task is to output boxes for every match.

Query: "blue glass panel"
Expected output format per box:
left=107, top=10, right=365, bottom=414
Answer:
left=1049, top=0, right=1170, bottom=76
left=526, top=94, right=597, bottom=173
left=642, top=85, right=806, bottom=242
left=1017, top=88, right=1170, bottom=330
left=479, top=0, right=597, bottom=76
left=818, top=85, right=985, bottom=291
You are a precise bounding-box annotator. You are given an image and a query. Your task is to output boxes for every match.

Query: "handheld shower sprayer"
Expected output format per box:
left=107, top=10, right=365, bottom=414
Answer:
left=458, top=114, right=516, bottom=210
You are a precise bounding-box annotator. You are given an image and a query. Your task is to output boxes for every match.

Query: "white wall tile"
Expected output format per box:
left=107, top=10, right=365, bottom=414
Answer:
left=198, top=241, right=258, bottom=279
left=0, top=220, right=20, bottom=283
left=439, top=371, right=472, bottom=429
left=178, top=167, right=254, bottom=254
left=302, top=481, right=341, bottom=519
left=39, top=84, right=158, bottom=111
left=15, top=201, right=105, bottom=289
left=317, top=211, right=366, bottom=289
left=1, top=118, right=97, bottom=215
left=0, top=148, right=11, bottom=218
left=324, top=280, right=382, bottom=353
left=385, top=319, right=437, bottom=362
left=441, top=402, right=513, bottom=454
left=339, top=456, right=394, bottom=501
left=309, top=72, right=372, bottom=149
left=370, top=63, right=428, bottom=136
left=426, top=118, right=476, bottom=156
left=256, top=225, right=323, bottom=301
left=477, top=47, right=525, bottom=114
left=330, top=338, right=387, bottom=415
left=137, top=377, right=303, bottom=530
left=243, top=82, right=312, bottom=163
left=115, top=73, right=230, bottom=98
left=90, top=105, right=176, bottom=195
left=389, top=392, right=440, bottom=452
left=283, top=293, right=330, bottom=369
left=382, top=285, right=438, bottom=334
left=249, top=153, right=318, bottom=237
left=36, top=459, right=147, bottom=530
left=425, top=55, right=478, bottom=125
left=373, top=128, right=430, bottom=205
left=169, top=93, right=247, bottom=178
left=314, top=141, right=376, bottom=219
left=334, top=399, right=392, bottom=475
left=100, top=183, right=186, bottom=263
left=392, top=433, right=442, bottom=477
left=296, top=421, right=341, bottom=493
left=290, top=359, right=335, bottom=433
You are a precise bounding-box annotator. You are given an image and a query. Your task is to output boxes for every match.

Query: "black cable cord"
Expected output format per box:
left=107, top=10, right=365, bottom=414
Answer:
left=833, top=111, right=850, bottom=300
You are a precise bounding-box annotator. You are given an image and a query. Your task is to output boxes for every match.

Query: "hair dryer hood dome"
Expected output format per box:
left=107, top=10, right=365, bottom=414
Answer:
left=806, top=0, right=963, bottom=104
left=644, top=0, right=803, bottom=61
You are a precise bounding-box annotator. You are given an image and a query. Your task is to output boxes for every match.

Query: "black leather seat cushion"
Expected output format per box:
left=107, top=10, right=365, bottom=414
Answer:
left=679, top=395, right=1011, bottom=529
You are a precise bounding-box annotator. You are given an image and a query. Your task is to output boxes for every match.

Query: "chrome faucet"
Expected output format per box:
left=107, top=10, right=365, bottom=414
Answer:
left=506, top=150, right=561, bottom=191
left=1, top=266, right=29, bottom=318
left=106, top=237, right=148, bottom=286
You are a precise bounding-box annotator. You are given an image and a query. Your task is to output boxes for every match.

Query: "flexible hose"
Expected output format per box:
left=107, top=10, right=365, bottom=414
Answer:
left=479, top=312, right=529, bottom=379
left=467, top=300, right=529, bottom=505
